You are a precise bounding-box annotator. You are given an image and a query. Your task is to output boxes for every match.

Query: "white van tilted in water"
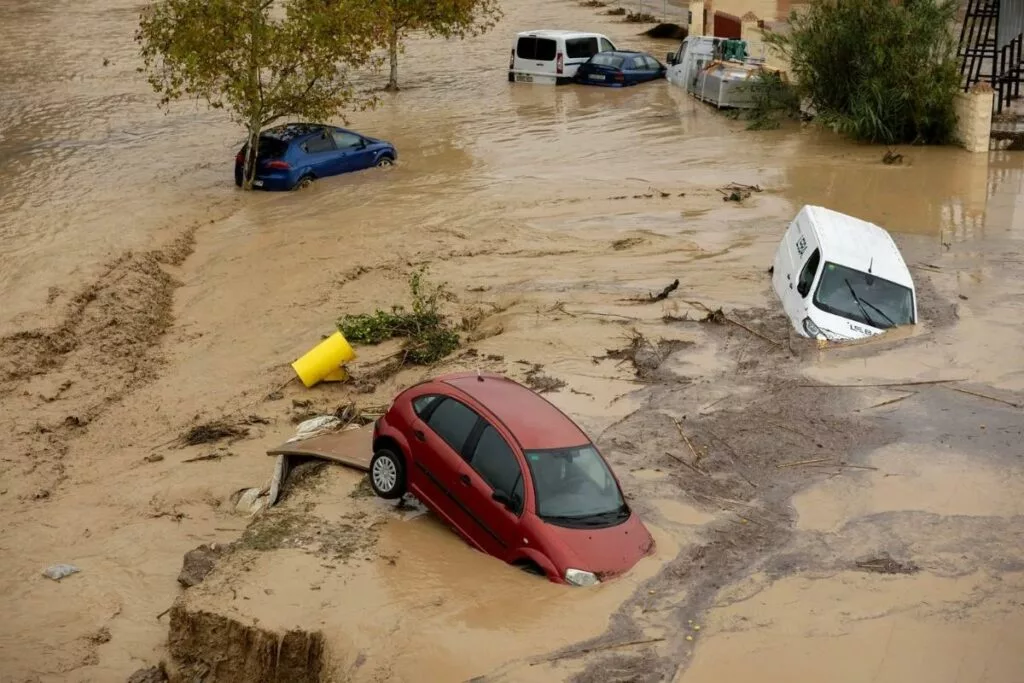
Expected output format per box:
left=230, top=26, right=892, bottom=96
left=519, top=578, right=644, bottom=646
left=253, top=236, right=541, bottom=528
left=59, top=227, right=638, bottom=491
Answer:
left=509, top=30, right=618, bottom=84
left=772, top=206, right=917, bottom=341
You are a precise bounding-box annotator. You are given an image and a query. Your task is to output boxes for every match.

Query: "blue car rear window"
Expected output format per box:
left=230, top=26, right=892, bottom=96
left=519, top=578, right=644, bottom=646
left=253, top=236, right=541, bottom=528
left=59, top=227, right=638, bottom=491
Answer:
left=250, top=137, right=288, bottom=159
left=591, top=54, right=625, bottom=68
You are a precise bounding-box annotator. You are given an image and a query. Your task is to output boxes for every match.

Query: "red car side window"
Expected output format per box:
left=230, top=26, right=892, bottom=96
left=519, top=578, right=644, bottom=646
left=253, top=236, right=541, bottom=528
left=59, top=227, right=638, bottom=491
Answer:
left=424, top=398, right=480, bottom=454
left=468, top=425, right=524, bottom=512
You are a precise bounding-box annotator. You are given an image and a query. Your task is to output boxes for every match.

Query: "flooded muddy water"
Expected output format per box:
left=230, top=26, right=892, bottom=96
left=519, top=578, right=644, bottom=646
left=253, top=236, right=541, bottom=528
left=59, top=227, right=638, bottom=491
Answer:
left=2, top=0, right=1024, bottom=681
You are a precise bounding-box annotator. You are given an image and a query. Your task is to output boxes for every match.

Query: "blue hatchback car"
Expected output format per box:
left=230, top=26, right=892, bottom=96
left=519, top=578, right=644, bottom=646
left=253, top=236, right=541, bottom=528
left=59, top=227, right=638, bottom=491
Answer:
left=574, top=51, right=666, bottom=87
left=234, top=123, right=397, bottom=190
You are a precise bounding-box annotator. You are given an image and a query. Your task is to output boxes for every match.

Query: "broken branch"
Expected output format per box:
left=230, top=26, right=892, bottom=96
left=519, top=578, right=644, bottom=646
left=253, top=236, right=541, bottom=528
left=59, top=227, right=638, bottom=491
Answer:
left=536, top=637, right=667, bottom=664
left=857, top=392, right=916, bottom=411
left=672, top=418, right=705, bottom=469
left=797, top=379, right=966, bottom=388
left=664, top=450, right=706, bottom=476
left=776, top=457, right=832, bottom=469
left=647, top=279, right=679, bottom=302
left=944, top=385, right=1022, bottom=409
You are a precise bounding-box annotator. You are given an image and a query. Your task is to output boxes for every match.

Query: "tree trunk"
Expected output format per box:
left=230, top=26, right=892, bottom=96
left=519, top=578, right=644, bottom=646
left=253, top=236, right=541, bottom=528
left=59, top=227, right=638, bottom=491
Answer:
left=243, top=124, right=259, bottom=191
left=386, top=27, right=400, bottom=91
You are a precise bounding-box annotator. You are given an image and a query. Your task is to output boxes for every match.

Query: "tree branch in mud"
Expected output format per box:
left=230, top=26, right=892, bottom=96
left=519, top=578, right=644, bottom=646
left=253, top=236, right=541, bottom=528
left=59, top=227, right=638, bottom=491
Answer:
left=335, top=0, right=502, bottom=90
left=338, top=268, right=460, bottom=370
left=136, top=0, right=380, bottom=189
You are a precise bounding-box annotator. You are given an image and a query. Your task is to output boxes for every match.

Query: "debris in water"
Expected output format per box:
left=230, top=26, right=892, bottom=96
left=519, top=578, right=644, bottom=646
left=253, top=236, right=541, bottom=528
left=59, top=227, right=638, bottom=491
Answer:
left=641, top=279, right=679, bottom=303
left=612, top=237, right=646, bottom=250
left=702, top=308, right=726, bottom=324
left=645, top=23, right=687, bottom=40
left=178, top=543, right=226, bottom=587
left=42, top=564, right=80, bottom=581
left=717, top=182, right=763, bottom=202
left=882, top=149, right=904, bottom=165
left=144, top=453, right=165, bottom=463
left=179, top=419, right=250, bottom=446
left=855, top=553, right=919, bottom=574
left=523, top=364, right=567, bottom=394
left=605, top=329, right=692, bottom=379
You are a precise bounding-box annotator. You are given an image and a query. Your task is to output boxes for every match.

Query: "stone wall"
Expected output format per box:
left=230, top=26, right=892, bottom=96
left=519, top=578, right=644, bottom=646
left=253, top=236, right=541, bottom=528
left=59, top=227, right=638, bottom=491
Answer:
left=955, top=84, right=994, bottom=153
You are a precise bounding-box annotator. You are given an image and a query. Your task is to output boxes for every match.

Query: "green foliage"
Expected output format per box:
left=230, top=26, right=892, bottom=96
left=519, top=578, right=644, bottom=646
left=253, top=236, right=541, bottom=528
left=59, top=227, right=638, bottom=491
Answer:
left=765, top=0, right=961, bottom=144
left=728, top=71, right=801, bottom=130
left=136, top=0, right=380, bottom=189
left=345, top=0, right=503, bottom=89
left=338, top=268, right=460, bottom=365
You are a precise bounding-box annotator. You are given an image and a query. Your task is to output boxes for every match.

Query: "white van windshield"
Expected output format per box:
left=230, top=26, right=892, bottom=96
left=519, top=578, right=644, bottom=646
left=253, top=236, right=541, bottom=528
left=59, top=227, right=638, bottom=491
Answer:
left=813, top=262, right=914, bottom=329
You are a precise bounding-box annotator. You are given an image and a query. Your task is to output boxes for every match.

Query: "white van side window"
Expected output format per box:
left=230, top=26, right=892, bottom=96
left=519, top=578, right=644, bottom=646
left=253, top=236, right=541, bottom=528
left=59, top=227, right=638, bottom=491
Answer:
left=600, top=38, right=616, bottom=52
left=566, top=37, right=599, bottom=59
left=797, top=248, right=820, bottom=298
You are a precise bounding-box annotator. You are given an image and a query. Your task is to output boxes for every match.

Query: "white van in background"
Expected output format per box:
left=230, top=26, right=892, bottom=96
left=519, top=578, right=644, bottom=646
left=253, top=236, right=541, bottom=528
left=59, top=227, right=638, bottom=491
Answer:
left=772, top=205, right=917, bottom=341
left=509, top=30, right=618, bottom=84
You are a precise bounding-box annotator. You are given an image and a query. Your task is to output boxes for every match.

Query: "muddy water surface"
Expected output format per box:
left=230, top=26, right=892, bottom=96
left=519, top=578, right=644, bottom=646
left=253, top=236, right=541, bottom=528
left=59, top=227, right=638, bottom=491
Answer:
left=2, top=0, right=1024, bottom=681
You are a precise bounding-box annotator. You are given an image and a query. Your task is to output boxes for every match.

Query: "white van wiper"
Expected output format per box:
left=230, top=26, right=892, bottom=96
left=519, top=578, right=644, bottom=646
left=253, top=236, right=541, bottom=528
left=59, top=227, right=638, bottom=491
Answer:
left=845, top=278, right=879, bottom=328
left=858, top=296, right=897, bottom=328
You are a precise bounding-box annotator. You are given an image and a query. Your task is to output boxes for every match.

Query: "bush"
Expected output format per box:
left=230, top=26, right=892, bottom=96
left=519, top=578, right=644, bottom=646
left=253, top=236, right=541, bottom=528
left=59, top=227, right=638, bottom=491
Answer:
left=338, top=268, right=460, bottom=365
left=729, top=70, right=802, bottom=130
left=766, top=0, right=961, bottom=144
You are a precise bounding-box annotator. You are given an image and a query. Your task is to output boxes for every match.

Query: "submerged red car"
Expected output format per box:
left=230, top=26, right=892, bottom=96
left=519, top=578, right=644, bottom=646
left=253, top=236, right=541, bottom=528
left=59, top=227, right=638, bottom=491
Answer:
left=370, top=372, right=655, bottom=585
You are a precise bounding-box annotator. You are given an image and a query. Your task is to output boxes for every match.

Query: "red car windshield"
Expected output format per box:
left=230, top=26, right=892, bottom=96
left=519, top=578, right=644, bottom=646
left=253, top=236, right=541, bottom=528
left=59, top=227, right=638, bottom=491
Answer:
left=524, top=445, right=627, bottom=525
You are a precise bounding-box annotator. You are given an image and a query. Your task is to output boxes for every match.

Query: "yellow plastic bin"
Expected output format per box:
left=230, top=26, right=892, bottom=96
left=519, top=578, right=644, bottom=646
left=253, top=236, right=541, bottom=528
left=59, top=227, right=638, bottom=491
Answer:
left=291, top=331, right=356, bottom=388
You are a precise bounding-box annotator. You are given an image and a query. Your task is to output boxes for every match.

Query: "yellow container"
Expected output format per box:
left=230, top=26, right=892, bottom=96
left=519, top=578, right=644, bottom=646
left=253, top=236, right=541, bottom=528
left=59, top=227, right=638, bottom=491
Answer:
left=291, top=331, right=356, bottom=388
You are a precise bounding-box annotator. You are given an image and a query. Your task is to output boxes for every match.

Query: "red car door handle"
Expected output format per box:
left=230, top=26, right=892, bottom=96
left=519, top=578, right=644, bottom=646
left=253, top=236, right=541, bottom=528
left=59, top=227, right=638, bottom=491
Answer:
left=459, top=474, right=471, bottom=486
left=414, top=430, right=426, bottom=442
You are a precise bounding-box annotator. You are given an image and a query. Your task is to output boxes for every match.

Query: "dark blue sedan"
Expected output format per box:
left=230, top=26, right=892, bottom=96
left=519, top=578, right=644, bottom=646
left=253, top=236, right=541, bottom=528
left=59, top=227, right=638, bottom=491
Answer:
left=574, top=51, right=666, bottom=87
left=234, top=123, right=397, bottom=190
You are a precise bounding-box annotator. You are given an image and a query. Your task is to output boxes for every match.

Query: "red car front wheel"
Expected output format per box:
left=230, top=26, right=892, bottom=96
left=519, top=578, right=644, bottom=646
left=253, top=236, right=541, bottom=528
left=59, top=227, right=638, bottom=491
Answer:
left=369, top=448, right=407, bottom=499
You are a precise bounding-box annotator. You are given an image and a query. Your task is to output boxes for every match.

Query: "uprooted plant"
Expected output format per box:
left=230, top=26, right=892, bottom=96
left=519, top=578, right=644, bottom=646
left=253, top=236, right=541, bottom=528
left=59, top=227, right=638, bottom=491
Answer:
left=338, top=268, right=461, bottom=365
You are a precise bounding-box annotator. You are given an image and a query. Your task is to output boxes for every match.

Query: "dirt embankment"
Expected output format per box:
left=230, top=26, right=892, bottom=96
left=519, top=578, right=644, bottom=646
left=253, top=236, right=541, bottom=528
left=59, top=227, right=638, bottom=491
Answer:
left=168, top=606, right=326, bottom=683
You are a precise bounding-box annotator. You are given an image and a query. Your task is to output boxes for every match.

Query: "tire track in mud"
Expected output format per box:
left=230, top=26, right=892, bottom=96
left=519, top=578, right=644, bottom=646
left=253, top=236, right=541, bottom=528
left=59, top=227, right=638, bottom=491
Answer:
left=0, top=224, right=201, bottom=498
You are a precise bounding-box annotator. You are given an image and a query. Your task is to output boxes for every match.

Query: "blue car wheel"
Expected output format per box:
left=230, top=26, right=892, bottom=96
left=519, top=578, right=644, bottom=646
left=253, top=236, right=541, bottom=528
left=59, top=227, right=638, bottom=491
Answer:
left=376, top=156, right=395, bottom=168
left=294, top=174, right=315, bottom=190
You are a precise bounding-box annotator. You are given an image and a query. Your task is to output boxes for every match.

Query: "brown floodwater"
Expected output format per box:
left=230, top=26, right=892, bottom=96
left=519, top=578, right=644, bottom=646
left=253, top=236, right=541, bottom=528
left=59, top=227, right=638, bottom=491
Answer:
left=2, top=0, right=1024, bottom=681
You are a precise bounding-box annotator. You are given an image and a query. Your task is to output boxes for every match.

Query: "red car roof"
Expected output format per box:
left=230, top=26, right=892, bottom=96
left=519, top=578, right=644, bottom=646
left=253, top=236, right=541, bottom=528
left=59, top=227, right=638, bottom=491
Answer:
left=438, top=373, right=590, bottom=451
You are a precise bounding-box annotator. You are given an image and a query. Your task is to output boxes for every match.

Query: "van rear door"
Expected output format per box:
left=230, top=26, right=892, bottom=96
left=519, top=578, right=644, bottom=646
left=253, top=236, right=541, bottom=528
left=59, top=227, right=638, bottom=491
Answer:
left=773, top=219, right=802, bottom=323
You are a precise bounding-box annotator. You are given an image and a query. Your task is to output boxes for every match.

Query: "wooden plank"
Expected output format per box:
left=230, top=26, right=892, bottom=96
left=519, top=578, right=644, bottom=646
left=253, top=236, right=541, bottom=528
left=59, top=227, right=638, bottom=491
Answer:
left=266, top=425, right=374, bottom=472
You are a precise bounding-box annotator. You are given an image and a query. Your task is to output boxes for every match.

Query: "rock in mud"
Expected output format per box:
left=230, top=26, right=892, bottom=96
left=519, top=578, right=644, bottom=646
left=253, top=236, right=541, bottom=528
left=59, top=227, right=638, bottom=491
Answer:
left=127, top=664, right=168, bottom=683
left=178, top=544, right=225, bottom=588
left=168, top=605, right=325, bottom=683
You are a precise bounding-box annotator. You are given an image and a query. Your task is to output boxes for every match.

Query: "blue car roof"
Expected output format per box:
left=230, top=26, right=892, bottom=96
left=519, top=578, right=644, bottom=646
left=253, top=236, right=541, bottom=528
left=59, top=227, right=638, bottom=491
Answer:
left=262, top=123, right=332, bottom=142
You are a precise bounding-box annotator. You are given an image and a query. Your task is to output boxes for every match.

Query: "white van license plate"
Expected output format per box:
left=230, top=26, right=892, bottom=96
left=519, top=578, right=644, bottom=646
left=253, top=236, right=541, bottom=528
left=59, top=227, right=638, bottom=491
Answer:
left=588, top=74, right=606, bottom=81
left=515, top=73, right=534, bottom=83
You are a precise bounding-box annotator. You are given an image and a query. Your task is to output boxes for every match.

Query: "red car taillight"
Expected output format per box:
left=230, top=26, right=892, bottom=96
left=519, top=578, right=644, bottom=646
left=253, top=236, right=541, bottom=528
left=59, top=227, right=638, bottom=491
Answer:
left=235, top=152, right=244, bottom=164
left=266, top=160, right=290, bottom=170
left=614, top=71, right=624, bottom=82
left=509, top=48, right=515, bottom=70
left=556, top=52, right=564, bottom=74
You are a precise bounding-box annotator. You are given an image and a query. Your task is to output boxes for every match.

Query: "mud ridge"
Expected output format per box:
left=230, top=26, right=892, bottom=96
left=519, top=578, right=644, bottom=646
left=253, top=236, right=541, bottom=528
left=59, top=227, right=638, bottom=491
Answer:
left=0, top=223, right=200, bottom=496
